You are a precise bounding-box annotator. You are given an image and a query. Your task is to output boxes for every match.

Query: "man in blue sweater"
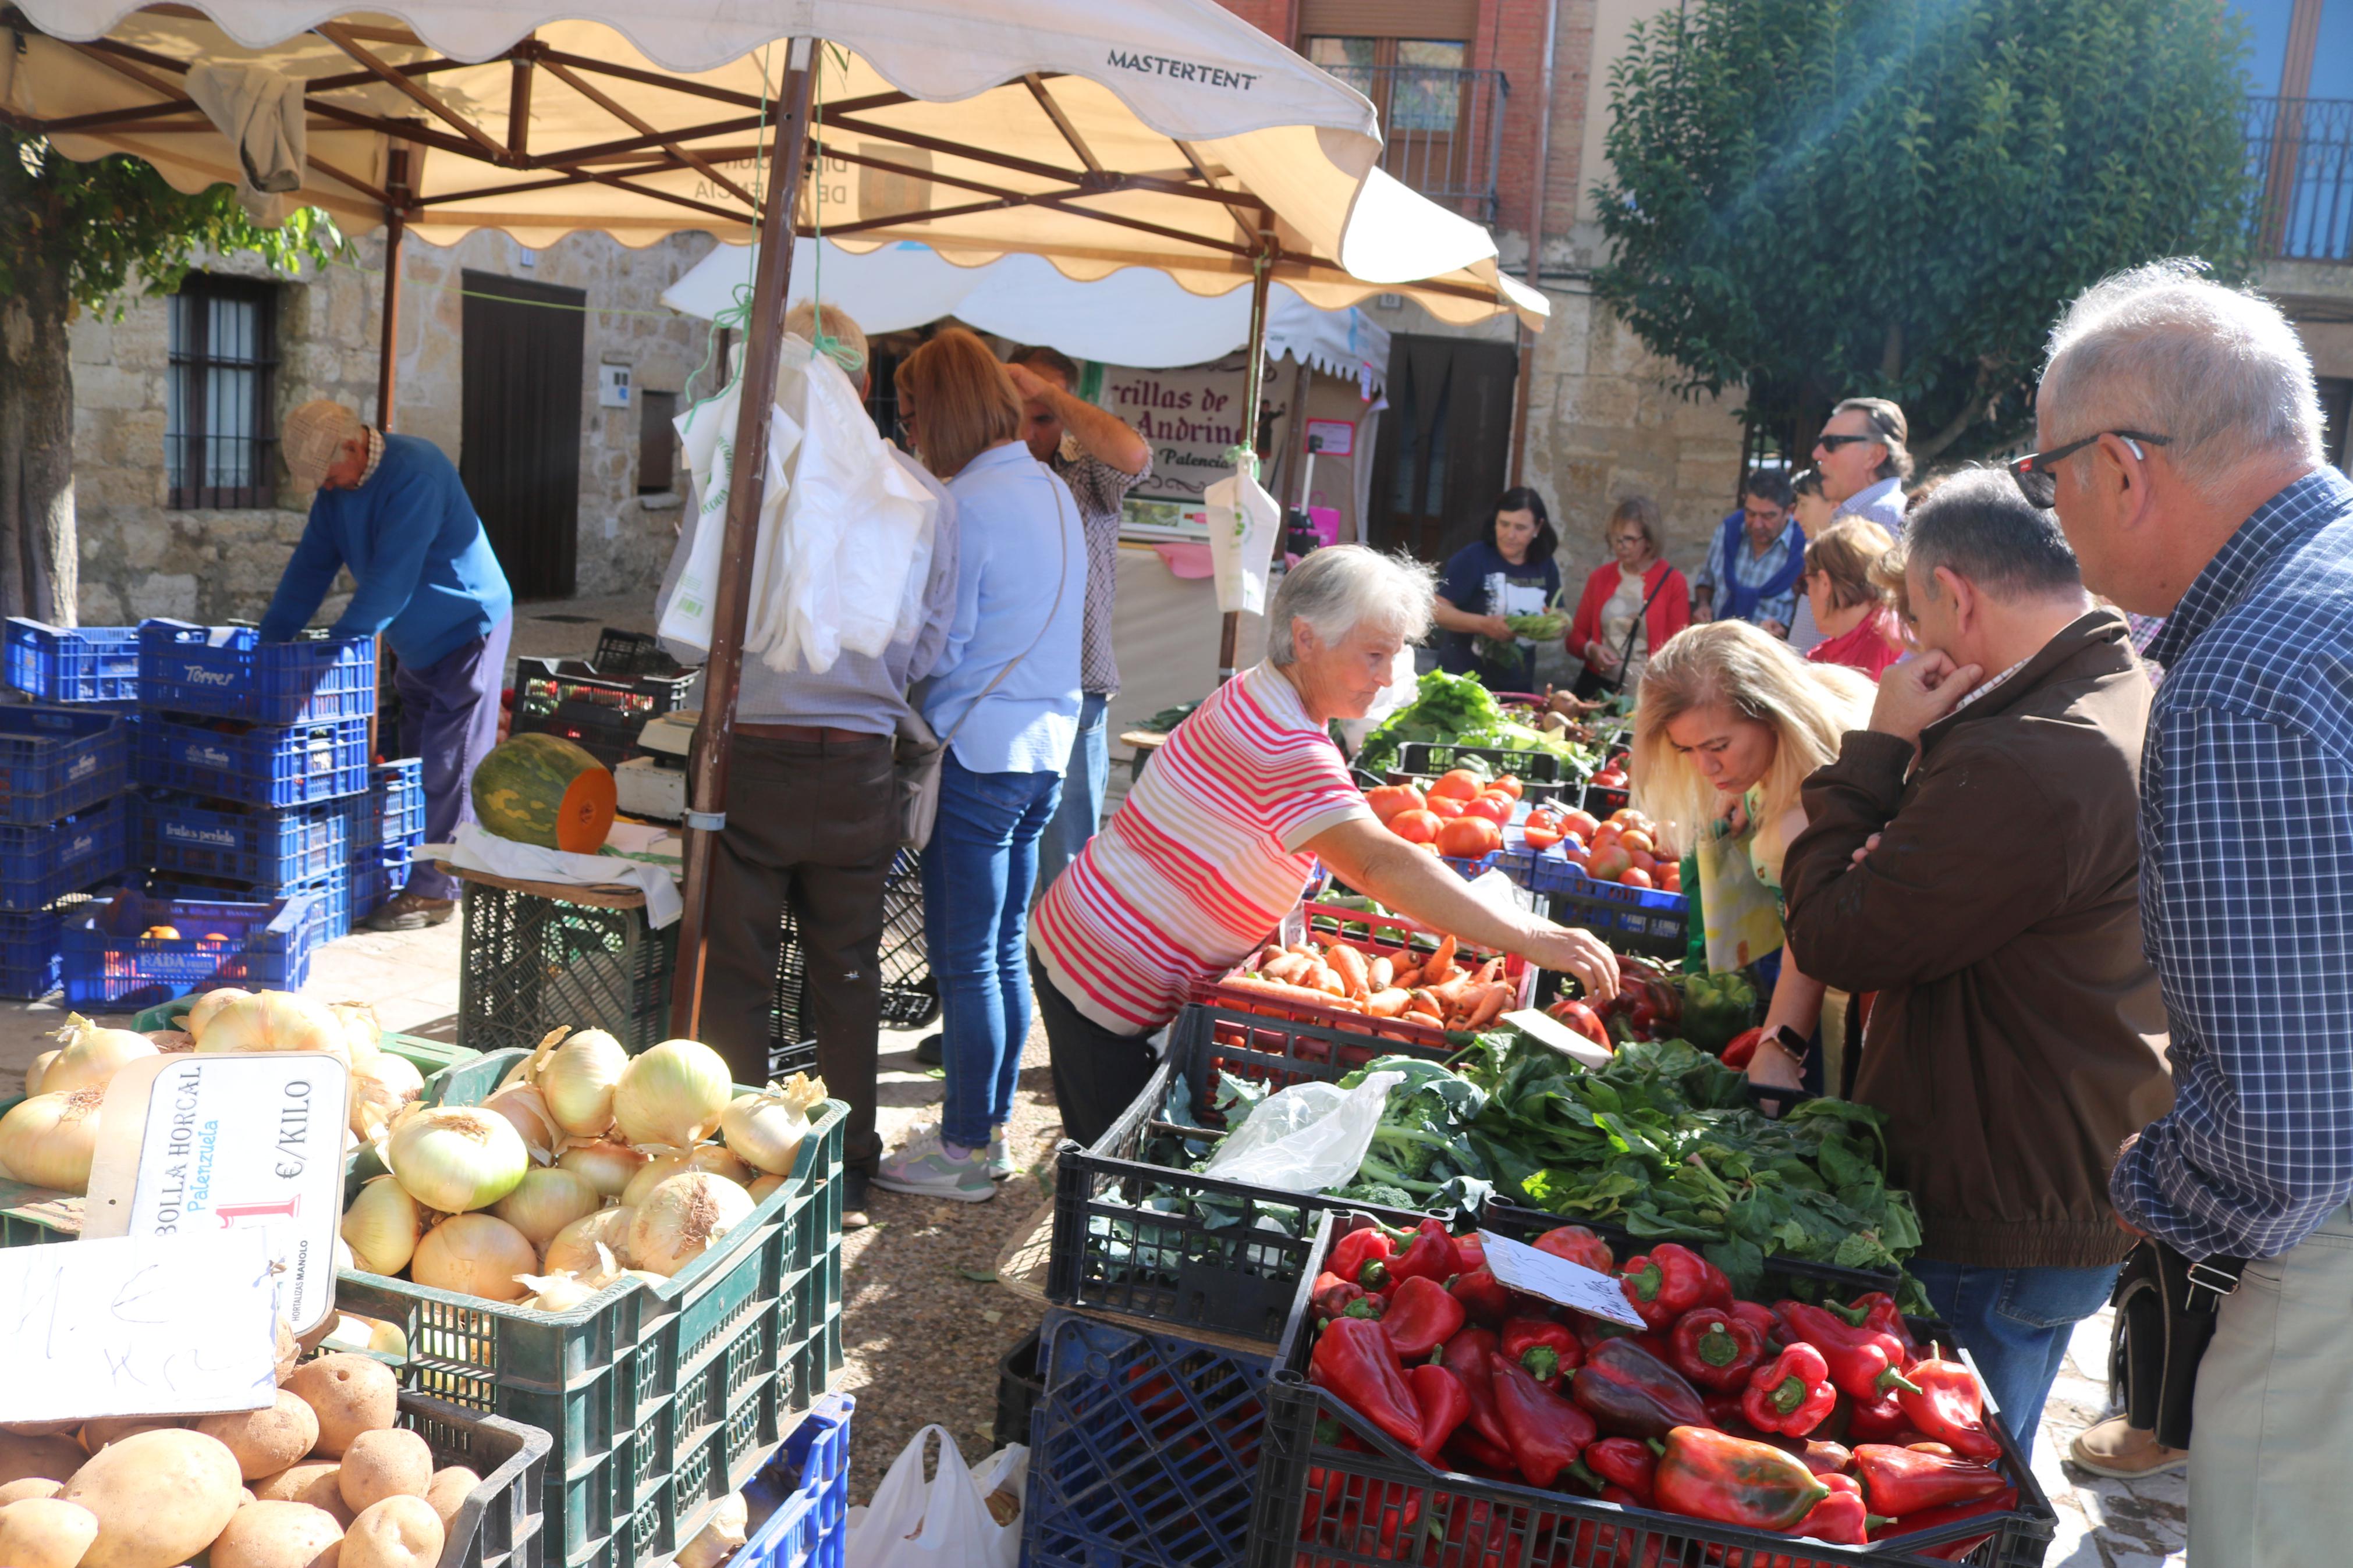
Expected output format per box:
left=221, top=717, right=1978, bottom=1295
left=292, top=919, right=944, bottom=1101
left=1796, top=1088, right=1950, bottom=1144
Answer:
left=260, top=400, right=514, bottom=930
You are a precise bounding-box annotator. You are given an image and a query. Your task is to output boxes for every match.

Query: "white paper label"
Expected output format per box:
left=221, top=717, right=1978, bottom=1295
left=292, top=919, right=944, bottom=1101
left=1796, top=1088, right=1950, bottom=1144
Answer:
left=1479, top=1230, right=1648, bottom=1329
left=0, top=1229, right=277, bottom=1420
left=84, top=1053, right=350, bottom=1335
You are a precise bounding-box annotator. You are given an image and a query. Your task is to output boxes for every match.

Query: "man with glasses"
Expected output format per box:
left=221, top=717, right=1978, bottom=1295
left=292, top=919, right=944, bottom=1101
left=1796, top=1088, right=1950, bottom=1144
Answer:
left=2030, top=259, right=2352, bottom=1564
left=1692, top=471, right=1805, bottom=636
left=1814, top=397, right=1914, bottom=535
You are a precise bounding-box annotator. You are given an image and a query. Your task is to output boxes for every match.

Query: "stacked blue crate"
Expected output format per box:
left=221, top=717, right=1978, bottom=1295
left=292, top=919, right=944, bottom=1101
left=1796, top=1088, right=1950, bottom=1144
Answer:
left=346, top=759, right=425, bottom=922
left=0, top=706, right=133, bottom=997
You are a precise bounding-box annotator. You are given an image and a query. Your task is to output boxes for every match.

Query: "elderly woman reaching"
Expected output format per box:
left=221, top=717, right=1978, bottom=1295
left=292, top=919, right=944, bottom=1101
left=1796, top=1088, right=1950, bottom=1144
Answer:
left=1029, top=546, right=1620, bottom=1146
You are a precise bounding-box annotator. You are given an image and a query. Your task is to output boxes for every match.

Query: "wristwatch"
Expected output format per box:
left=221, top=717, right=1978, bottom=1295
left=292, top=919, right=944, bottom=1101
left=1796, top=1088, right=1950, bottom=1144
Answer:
left=1763, top=1025, right=1813, bottom=1072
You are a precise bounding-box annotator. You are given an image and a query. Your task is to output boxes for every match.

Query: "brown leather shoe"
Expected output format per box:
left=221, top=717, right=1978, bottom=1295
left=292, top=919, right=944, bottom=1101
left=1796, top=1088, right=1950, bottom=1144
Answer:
left=360, top=892, right=457, bottom=931
left=2068, top=1414, right=2189, bottom=1478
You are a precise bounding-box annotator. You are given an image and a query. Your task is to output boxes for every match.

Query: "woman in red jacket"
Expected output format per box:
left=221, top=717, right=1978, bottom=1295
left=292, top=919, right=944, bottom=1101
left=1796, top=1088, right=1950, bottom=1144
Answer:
left=1566, top=496, right=1692, bottom=696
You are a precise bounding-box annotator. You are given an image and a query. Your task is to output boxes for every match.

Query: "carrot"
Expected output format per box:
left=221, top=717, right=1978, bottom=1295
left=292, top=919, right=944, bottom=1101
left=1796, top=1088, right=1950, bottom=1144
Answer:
left=1261, top=953, right=1311, bottom=985
left=1464, top=983, right=1511, bottom=1028
left=1310, top=963, right=1347, bottom=997
left=1365, top=987, right=1411, bottom=1018
left=1392, top=963, right=1423, bottom=990
left=1409, top=987, right=1445, bottom=1019
left=1289, top=943, right=1319, bottom=960
left=1261, top=945, right=1285, bottom=967
left=1328, top=944, right=1370, bottom=997
left=1476, top=956, right=1504, bottom=984
left=1424, top=936, right=1458, bottom=985
left=1224, top=975, right=1363, bottom=1011
left=1428, top=973, right=1480, bottom=1008
left=1368, top=955, right=1395, bottom=990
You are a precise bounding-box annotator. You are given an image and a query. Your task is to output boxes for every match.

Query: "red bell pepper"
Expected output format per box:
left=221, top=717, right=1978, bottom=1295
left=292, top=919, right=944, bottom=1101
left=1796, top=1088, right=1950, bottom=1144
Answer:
left=1440, top=1328, right=1510, bottom=1449
left=1669, top=1307, right=1768, bottom=1391
left=1729, top=1300, right=1785, bottom=1350
left=1313, top=1271, right=1383, bottom=1322
left=1450, top=1265, right=1513, bottom=1325
left=1776, top=1300, right=1922, bottom=1400
left=1897, top=1358, right=2002, bottom=1461
left=1797, top=1439, right=1851, bottom=1477
left=1818, top=1471, right=1861, bottom=1496
left=1447, top=1427, right=1520, bottom=1477
left=1653, top=1425, right=1830, bottom=1531
left=1719, top=1026, right=1764, bottom=1070
left=1786, top=1488, right=1889, bottom=1547
left=1577, top=1436, right=1658, bottom=1506
left=1454, top=1231, right=1488, bottom=1270
left=1500, top=1315, right=1584, bottom=1388
left=1382, top=1274, right=1467, bottom=1360
left=1841, top=1292, right=1922, bottom=1363
left=1311, top=1315, right=1422, bottom=1450
left=1569, top=1337, right=1715, bottom=1439
left=1486, top=1350, right=1597, bottom=1488
left=1386, top=1218, right=1465, bottom=1292
left=1547, top=997, right=1613, bottom=1048
left=1330, top=1226, right=1398, bottom=1290
left=1532, top=1224, right=1616, bottom=1276
left=1408, top=1363, right=1471, bottom=1463
left=1701, top=1390, right=1749, bottom=1433
left=1851, top=1444, right=2011, bottom=1517
left=1741, top=1343, right=1837, bottom=1437
left=1844, top=1388, right=1912, bottom=1443
left=1866, top=1487, right=2018, bottom=1560
left=1620, top=1244, right=1733, bottom=1329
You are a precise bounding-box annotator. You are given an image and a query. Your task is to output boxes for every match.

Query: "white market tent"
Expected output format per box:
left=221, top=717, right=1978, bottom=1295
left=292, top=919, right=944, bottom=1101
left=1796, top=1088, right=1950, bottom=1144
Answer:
left=2, top=0, right=1544, bottom=1051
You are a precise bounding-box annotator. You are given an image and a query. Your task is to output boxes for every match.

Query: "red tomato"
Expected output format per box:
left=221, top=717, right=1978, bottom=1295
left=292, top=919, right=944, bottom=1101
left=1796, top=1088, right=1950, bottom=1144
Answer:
left=1626, top=849, right=1657, bottom=877
left=1559, top=840, right=1591, bottom=867
left=1594, top=766, right=1628, bottom=788
left=1658, top=863, right=1683, bottom=892
left=1363, top=783, right=1426, bottom=823
left=1438, top=817, right=1503, bottom=859
left=1390, top=809, right=1443, bottom=845
left=1610, top=808, right=1648, bottom=827
left=1427, top=796, right=1466, bottom=820
left=1562, top=809, right=1601, bottom=840
left=1588, top=844, right=1633, bottom=883
left=1619, top=829, right=1655, bottom=857
left=1522, top=818, right=1565, bottom=851
left=1417, top=841, right=1442, bottom=856
left=1490, top=775, right=1524, bottom=800
left=1620, top=866, right=1655, bottom=890
left=1427, top=769, right=1486, bottom=803
left=1461, top=793, right=1513, bottom=826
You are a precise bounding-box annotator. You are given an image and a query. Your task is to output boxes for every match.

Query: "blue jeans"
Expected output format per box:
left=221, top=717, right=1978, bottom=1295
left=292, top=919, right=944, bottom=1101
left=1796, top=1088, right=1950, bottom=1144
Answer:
left=1904, top=1258, right=2120, bottom=1462
left=1034, top=691, right=1109, bottom=902
left=922, top=755, right=1062, bottom=1150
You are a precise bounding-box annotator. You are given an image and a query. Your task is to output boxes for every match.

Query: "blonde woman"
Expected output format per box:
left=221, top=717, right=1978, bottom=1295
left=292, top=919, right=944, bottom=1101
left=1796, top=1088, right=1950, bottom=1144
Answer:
left=1632, top=621, right=1874, bottom=1093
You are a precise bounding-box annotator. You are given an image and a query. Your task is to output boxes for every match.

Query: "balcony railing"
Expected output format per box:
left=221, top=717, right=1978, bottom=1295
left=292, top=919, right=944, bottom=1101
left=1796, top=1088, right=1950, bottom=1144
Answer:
left=1320, top=65, right=1509, bottom=226
left=2246, top=95, right=2353, bottom=263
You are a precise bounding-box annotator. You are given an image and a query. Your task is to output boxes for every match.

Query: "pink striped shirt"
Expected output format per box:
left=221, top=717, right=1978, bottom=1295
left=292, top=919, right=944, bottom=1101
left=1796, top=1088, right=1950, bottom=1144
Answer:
left=1030, top=663, right=1373, bottom=1033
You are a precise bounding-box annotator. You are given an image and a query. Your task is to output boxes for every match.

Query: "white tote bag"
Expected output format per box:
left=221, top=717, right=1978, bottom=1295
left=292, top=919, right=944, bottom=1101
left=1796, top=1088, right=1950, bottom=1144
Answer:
left=844, top=1426, right=1021, bottom=1568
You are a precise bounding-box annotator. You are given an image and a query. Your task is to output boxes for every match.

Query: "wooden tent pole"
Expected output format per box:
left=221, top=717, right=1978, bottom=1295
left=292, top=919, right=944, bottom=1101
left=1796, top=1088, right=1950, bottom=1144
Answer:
left=1218, top=246, right=1275, bottom=682
left=669, top=39, right=819, bottom=1040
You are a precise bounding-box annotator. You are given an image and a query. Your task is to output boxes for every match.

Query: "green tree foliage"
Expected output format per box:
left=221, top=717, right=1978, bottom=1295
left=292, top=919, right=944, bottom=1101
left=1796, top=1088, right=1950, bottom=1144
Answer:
left=1590, top=0, right=2256, bottom=461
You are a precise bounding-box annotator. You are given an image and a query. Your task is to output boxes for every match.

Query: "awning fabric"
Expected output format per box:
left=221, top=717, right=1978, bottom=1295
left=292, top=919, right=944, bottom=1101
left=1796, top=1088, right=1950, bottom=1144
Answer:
left=5, top=0, right=1546, bottom=326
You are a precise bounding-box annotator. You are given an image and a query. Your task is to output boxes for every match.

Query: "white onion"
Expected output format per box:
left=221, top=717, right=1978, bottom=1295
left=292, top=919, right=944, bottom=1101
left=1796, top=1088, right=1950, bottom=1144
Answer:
left=386, top=1106, right=530, bottom=1213
left=622, top=1145, right=750, bottom=1208
left=613, top=1039, right=733, bottom=1148
left=0, top=1091, right=101, bottom=1193
left=412, top=1213, right=537, bottom=1301
left=483, top=1083, right=562, bottom=1159
left=23, top=1050, right=56, bottom=1097
left=145, top=1029, right=195, bottom=1053
left=350, top=1053, right=426, bottom=1142
left=557, top=1140, right=647, bottom=1200
left=515, top=1243, right=624, bottom=1312
left=41, top=1015, right=158, bottom=1096
left=197, top=991, right=349, bottom=1064
left=183, top=986, right=252, bottom=1041
left=679, top=1493, right=749, bottom=1568
left=720, top=1086, right=811, bottom=1176
left=628, top=1172, right=756, bottom=1277
left=543, top=1207, right=635, bottom=1275
left=324, top=1001, right=384, bottom=1067
left=748, top=1173, right=785, bottom=1204
left=491, top=1167, right=602, bottom=1251
left=535, top=1029, right=629, bottom=1137
left=342, top=1175, right=424, bottom=1275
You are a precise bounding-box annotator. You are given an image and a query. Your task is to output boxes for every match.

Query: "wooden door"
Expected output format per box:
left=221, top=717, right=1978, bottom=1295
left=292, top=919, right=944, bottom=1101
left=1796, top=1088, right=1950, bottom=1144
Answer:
left=460, top=271, right=585, bottom=600
left=1368, top=334, right=1518, bottom=562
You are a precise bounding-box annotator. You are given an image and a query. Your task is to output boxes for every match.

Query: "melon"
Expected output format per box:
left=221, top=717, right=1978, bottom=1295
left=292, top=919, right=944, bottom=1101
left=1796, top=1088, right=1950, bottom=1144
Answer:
left=470, top=735, right=617, bottom=853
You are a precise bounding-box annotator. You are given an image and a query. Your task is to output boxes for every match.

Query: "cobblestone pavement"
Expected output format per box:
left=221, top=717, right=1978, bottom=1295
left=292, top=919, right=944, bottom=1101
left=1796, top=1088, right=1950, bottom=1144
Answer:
left=2035, top=1310, right=2191, bottom=1566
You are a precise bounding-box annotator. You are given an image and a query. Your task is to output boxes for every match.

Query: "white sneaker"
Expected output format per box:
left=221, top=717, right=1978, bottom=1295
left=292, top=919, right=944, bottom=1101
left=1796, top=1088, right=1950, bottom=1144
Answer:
left=871, top=1127, right=994, bottom=1202
left=986, top=1128, right=1017, bottom=1181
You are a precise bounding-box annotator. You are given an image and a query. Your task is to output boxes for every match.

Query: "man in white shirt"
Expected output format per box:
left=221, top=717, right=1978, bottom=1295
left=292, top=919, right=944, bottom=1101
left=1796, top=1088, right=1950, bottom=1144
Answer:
left=1814, top=396, right=1913, bottom=535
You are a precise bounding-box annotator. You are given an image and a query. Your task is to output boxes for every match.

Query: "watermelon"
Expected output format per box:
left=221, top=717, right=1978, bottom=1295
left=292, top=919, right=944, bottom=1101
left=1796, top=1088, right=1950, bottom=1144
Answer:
left=471, top=734, right=617, bottom=853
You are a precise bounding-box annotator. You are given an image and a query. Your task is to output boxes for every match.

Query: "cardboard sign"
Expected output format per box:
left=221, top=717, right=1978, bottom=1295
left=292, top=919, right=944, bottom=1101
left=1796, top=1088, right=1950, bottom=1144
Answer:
left=0, top=1229, right=278, bottom=1420
left=84, top=1052, right=351, bottom=1335
left=1479, top=1229, right=1648, bottom=1329
left=1304, top=419, right=1355, bottom=457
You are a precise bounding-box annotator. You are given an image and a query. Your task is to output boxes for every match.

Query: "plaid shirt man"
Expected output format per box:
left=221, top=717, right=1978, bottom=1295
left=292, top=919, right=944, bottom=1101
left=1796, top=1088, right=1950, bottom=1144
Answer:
left=2112, top=467, right=2353, bottom=1260
left=1052, top=449, right=1149, bottom=695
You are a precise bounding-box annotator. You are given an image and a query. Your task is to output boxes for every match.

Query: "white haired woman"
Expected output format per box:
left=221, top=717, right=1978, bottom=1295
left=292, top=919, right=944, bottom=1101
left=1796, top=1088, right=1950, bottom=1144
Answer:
left=1028, top=545, right=1620, bottom=1146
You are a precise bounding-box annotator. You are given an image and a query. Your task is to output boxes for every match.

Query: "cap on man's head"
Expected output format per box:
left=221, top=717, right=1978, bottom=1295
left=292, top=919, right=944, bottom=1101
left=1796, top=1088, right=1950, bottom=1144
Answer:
left=281, top=400, right=365, bottom=488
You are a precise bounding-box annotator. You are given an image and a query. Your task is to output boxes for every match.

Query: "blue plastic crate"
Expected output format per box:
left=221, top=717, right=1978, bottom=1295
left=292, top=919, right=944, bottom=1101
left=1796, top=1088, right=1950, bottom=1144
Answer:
left=60, top=891, right=322, bottom=1010
left=0, top=907, right=64, bottom=1000
left=1496, top=844, right=1688, bottom=959
left=138, top=620, right=375, bottom=724
left=0, top=706, right=129, bottom=826
left=352, top=842, right=414, bottom=920
left=339, top=759, right=427, bottom=853
left=151, top=864, right=350, bottom=943
left=5, top=621, right=140, bottom=704
left=0, top=796, right=127, bottom=913
left=1021, top=1308, right=1273, bottom=1568
left=736, top=1395, right=853, bottom=1568
left=137, top=792, right=346, bottom=885
left=136, top=714, right=370, bottom=808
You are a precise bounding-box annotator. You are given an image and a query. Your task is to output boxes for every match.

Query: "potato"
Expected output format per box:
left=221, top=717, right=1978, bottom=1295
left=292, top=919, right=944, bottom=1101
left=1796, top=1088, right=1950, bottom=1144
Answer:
left=421, top=1466, right=478, bottom=1529
left=274, top=1318, right=302, bottom=1385
left=198, top=1393, right=321, bottom=1481
left=0, top=1478, right=63, bottom=1505
left=208, top=1500, right=344, bottom=1568
left=339, top=1495, right=443, bottom=1568
left=61, top=1428, right=243, bottom=1568
left=0, top=1496, right=99, bottom=1568
left=337, top=1430, right=430, bottom=1514
left=79, top=1417, right=186, bottom=1453
left=0, top=1421, right=81, bottom=1439
left=251, top=1462, right=335, bottom=1504
left=0, top=1434, right=86, bottom=1488
left=282, top=1354, right=398, bottom=1458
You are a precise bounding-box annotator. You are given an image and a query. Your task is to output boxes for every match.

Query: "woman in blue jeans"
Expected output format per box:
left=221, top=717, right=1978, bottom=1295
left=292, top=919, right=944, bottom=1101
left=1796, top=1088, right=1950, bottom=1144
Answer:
left=875, top=329, right=1085, bottom=1202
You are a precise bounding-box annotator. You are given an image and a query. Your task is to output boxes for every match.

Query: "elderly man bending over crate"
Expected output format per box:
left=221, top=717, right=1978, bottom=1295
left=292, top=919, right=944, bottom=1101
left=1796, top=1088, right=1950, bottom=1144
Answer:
left=259, top=399, right=514, bottom=931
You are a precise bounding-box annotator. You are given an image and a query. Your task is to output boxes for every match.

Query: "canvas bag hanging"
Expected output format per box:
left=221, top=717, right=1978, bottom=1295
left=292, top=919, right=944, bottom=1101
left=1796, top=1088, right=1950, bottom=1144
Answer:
left=845, top=1425, right=1023, bottom=1568
left=1203, top=460, right=1282, bottom=614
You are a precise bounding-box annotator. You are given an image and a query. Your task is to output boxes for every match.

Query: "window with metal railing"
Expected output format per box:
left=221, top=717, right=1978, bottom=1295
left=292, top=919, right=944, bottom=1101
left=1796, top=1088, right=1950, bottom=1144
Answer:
left=1306, top=37, right=1509, bottom=225
left=166, top=273, right=281, bottom=509
left=2245, top=95, right=2353, bottom=262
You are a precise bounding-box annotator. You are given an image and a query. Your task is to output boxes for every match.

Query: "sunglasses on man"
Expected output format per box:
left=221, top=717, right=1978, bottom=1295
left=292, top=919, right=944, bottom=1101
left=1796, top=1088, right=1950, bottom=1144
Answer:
left=1813, top=433, right=1876, bottom=451
left=2006, top=431, right=2171, bottom=509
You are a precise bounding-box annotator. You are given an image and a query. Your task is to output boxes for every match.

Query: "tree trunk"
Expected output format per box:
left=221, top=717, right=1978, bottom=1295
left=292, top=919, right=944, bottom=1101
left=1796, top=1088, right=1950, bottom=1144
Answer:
left=0, top=253, right=78, bottom=625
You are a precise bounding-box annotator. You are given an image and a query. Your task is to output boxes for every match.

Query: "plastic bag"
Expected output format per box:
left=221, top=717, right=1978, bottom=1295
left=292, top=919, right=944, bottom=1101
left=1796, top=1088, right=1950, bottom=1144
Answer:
left=659, top=373, right=801, bottom=655
left=844, top=1425, right=1021, bottom=1568
left=1200, top=1069, right=1400, bottom=1194
left=1204, top=461, right=1281, bottom=616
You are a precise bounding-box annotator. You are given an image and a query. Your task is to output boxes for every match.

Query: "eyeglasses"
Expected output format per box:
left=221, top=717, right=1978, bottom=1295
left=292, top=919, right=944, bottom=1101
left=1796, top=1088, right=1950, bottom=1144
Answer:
left=1814, top=433, right=1876, bottom=451
left=2007, top=430, right=2171, bottom=509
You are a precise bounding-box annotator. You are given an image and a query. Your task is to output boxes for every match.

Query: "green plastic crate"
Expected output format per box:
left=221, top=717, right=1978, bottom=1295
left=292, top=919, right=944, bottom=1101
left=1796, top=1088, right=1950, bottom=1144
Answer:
left=336, top=1047, right=846, bottom=1568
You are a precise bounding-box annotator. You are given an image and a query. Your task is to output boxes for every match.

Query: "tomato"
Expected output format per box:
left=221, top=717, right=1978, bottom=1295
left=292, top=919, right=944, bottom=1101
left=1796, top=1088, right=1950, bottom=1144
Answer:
left=1590, top=824, right=1622, bottom=851
left=1593, top=766, right=1628, bottom=788
left=1390, top=809, right=1443, bottom=844
left=1626, top=849, right=1657, bottom=878
left=1428, top=769, right=1486, bottom=803
left=1559, top=840, right=1590, bottom=867
left=1438, top=817, right=1503, bottom=859
left=1620, top=866, right=1655, bottom=890
left=1562, top=809, right=1600, bottom=840
left=1417, top=840, right=1442, bottom=856
left=1546, top=997, right=1611, bottom=1047
left=1619, top=829, right=1655, bottom=857
left=1522, top=818, right=1564, bottom=851
left=1588, top=844, right=1633, bottom=883
left=1364, top=784, right=1426, bottom=823
left=1461, top=794, right=1513, bottom=826
left=1610, top=808, right=1648, bottom=827
left=1490, top=775, right=1524, bottom=800
left=1658, top=863, right=1683, bottom=892
left=1427, top=796, right=1466, bottom=820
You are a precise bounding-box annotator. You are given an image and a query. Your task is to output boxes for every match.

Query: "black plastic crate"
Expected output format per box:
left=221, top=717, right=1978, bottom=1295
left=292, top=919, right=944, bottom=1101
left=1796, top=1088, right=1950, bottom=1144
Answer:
left=773, top=847, right=938, bottom=1042
left=1023, top=1308, right=1275, bottom=1568
left=995, top=1328, right=1045, bottom=1450
left=1390, top=742, right=1574, bottom=805
left=1250, top=1213, right=2053, bottom=1568
left=398, top=1391, right=552, bottom=1568
left=594, top=627, right=692, bottom=679
left=767, top=1036, right=820, bottom=1082
left=455, top=876, right=678, bottom=1054
left=510, top=653, right=697, bottom=767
